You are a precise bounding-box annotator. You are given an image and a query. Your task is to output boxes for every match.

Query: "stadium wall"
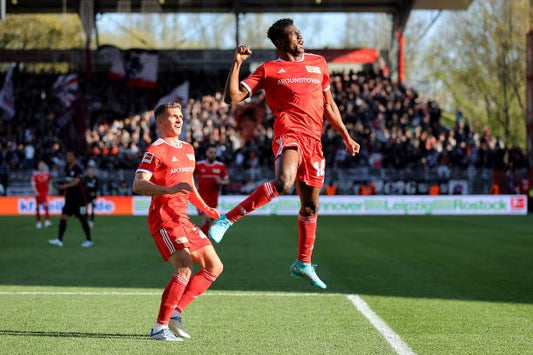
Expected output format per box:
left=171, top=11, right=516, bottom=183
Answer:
left=0, top=195, right=527, bottom=216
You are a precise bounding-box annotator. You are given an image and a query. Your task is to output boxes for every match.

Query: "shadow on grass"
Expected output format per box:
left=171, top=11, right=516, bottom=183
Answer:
left=0, top=329, right=147, bottom=340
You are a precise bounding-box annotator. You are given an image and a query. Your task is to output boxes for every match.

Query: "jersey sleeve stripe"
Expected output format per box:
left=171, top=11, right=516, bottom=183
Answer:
left=136, top=168, right=153, bottom=179
left=241, top=81, right=253, bottom=95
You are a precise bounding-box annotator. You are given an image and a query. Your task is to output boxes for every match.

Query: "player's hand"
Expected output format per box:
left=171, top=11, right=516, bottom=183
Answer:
left=234, top=45, right=252, bottom=64
left=344, top=138, right=360, bottom=156
left=169, top=182, right=193, bottom=194
left=204, top=207, right=220, bottom=220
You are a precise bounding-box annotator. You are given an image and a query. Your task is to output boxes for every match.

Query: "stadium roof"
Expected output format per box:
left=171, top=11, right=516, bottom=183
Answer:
left=6, top=0, right=473, bottom=30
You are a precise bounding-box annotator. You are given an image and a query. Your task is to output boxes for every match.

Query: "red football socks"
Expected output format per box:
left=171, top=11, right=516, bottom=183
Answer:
left=297, top=214, right=317, bottom=263
left=157, top=274, right=189, bottom=325
left=226, top=182, right=279, bottom=222
left=176, top=269, right=217, bottom=313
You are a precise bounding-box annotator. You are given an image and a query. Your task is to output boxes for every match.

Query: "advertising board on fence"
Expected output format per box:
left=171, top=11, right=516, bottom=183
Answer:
left=0, top=195, right=527, bottom=216
left=132, top=195, right=528, bottom=216
left=0, top=196, right=133, bottom=215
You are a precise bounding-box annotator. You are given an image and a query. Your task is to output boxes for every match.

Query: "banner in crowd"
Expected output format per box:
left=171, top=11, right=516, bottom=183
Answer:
left=98, top=46, right=159, bottom=88
left=53, top=73, right=79, bottom=107
left=0, top=66, right=15, bottom=118
left=99, top=45, right=126, bottom=79
left=0, top=195, right=527, bottom=216
left=124, top=50, right=158, bottom=89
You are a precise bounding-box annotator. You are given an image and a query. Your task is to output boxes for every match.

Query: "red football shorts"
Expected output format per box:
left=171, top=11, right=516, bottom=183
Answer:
left=271, top=132, right=326, bottom=188
left=152, top=217, right=212, bottom=262
left=35, top=193, right=49, bottom=205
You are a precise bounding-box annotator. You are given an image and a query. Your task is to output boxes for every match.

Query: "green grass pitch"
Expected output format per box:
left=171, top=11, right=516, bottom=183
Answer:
left=1, top=215, right=532, bottom=354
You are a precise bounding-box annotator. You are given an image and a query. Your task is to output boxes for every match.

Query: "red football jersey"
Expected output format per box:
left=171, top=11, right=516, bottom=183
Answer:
left=194, top=160, right=228, bottom=207
left=32, top=171, right=51, bottom=194
left=241, top=53, right=330, bottom=141
left=136, top=138, right=196, bottom=234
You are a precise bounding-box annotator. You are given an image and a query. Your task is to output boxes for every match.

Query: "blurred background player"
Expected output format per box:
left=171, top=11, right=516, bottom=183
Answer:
left=83, top=166, right=100, bottom=228
left=194, top=143, right=229, bottom=235
left=211, top=18, right=360, bottom=289
left=132, top=103, right=223, bottom=342
left=48, top=151, right=93, bottom=248
left=32, top=160, right=52, bottom=229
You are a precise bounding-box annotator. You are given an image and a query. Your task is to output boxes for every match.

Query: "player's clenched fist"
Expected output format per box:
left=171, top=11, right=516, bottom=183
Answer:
left=234, top=45, right=252, bottom=63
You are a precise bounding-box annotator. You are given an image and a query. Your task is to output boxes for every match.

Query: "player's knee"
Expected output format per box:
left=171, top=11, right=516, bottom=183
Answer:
left=175, top=267, right=192, bottom=280
left=301, top=202, right=319, bottom=216
left=274, top=178, right=294, bottom=195
left=210, top=261, right=223, bottom=277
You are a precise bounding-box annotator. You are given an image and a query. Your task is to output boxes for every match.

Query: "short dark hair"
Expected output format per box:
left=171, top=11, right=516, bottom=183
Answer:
left=267, top=18, right=293, bottom=45
left=154, top=102, right=181, bottom=118
left=206, top=143, right=217, bottom=151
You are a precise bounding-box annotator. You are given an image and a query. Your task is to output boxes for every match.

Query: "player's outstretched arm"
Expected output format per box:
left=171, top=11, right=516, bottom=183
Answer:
left=224, top=45, right=252, bottom=104
left=132, top=171, right=192, bottom=196
left=323, top=90, right=360, bottom=156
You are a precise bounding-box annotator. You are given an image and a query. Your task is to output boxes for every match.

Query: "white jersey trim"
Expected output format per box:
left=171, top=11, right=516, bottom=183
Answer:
left=135, top=168, right=153, bottom=179
left=154, top=137, right=184, bottom=149
left=240, top=81, right=253, bottom=96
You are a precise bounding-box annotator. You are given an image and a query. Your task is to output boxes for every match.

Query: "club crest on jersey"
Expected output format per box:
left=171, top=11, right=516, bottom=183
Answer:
left=306, top=66, right=321, bottom=74
left=142, top=152, right=154, bottom=164
left=186, top=154, right=195, bottom=161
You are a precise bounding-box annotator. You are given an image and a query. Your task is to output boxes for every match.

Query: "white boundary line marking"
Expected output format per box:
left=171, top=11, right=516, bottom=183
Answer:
left=0, top=291, right=343, bottom=296
left=347, top=294, right=415, bottom=355
left=0, top=289, right=414, bottom=354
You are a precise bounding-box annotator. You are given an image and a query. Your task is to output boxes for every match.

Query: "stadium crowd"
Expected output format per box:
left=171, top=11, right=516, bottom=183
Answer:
left=0, top=68, right=529, bottom=195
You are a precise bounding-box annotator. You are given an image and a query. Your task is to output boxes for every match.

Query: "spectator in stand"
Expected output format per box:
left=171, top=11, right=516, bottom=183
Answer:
left=324, top=181, right=337, bottom=195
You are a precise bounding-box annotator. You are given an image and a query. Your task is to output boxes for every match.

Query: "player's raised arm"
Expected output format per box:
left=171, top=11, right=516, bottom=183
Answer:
left=323, top=89, right=360, bottom=156
left=224, top=45, right=252, bottom=104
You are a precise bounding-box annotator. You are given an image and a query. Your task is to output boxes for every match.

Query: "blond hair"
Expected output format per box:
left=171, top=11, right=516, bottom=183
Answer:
left=154, top=102, right=182, bottom=118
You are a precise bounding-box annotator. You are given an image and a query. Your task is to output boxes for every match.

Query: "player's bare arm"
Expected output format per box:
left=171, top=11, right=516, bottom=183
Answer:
left=132, top=171, right=192, bottom=196
left=323, top=89, right=360, bottom=156
left=223, top=45, right=252, bottom=104
left=188, top=177, right=220, bottom=219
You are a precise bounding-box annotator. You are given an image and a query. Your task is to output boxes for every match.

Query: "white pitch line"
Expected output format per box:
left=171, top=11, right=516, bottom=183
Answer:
left=0, top=291, right=343, bottom=297
left=347, top=294, right=415, bottom=355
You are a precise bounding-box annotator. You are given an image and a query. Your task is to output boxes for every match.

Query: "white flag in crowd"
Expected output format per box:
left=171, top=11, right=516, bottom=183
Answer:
left=156, top=81, right=189, bottom=108
left=155, top=81, right=189, bottom=140
left=0, top=66, right=15, bottom=118
left=124, top=50, right=158, bottom=89
left=99, top=45, right=126, bottom=79
left=53, top=74, right=79, bottom=107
